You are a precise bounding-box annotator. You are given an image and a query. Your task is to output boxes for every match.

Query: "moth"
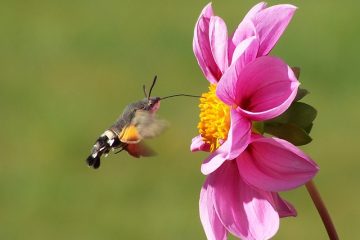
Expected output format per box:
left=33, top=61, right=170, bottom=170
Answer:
left=86, top=76, right=198, bottom=169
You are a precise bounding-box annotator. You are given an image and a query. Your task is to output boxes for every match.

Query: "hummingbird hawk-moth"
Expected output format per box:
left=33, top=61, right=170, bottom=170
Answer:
left=86, top=76, right=198, bottom=169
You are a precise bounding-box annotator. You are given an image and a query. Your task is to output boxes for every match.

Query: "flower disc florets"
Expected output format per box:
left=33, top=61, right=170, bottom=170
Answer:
left=198, top=84, right=230, bottom=152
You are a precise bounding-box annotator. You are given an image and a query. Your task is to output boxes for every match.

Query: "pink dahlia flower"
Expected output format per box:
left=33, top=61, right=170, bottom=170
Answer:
left=191, top=2, right=319, bottom=240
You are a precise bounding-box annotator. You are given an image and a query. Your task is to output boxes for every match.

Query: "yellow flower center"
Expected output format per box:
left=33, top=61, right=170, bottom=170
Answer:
left=198, top=84, right=231, bottom=152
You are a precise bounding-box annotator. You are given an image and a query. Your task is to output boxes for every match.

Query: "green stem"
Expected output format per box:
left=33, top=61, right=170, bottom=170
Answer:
left=305, top=180, right=339, bottom=240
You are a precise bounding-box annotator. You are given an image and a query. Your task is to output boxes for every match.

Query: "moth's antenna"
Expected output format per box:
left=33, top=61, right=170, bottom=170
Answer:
left=161, top=94, right=201, bottom=100
left=143, top=84, right=148, bottom=98
left=148, top=75, right=157, bottom=99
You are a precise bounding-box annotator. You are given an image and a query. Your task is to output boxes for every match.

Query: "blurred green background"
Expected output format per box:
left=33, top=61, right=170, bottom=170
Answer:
left=0, top=0, right=359, bottom=239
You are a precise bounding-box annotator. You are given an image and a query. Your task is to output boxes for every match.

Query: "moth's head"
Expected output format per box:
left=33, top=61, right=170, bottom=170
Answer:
left=141, top=75, right=161, bottom=112
left=146, top=97, right=161, bottom=113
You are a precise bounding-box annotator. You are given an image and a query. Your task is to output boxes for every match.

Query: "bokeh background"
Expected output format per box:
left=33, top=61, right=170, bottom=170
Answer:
left=0, top=0, right=359, bottom=239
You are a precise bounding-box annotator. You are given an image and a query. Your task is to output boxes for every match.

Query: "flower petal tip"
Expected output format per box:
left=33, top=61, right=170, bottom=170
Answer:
left=200, top=2, right=214, bottom=18
left=191, top=135, right=210, bottom=152
left=201, top=154, right=228, bottom=175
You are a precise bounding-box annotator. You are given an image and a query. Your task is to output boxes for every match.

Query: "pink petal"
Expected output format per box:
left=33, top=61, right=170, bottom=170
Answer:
left=191, top=135, right=210, bottom=152
left=201, top=109, right=251, bottom=175
left=209, top=161, right=279, bottom=239
left=193, top=3, right=222, bottom=83
left=198, top=2, right=213, bottom=17
left=228, top=20, right=257, bottom=63
left=209, top=16, right=229, bottom=73
left=217, top=36, right=259, bottom=106
left=237, top=135, right=319, bottom=192
left=200, top=178, right=227, bottom=240
left=243, top=2, right=268, bottom=21
left=234, top=56, right=299, bottom=121
left=252, top=4, right=297, bottom=56
left=271, top=193, right=297, bottom=218
left=229, top=2, right=266, bottom=54
left=231, top=36, right=259, bottom=68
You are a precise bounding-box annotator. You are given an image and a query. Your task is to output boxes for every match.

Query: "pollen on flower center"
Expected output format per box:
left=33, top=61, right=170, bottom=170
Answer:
left=198, top=84, right=230, bottom=152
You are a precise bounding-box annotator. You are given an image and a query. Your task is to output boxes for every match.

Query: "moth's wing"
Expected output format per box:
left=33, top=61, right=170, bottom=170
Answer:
left=132, top=110, right=168, bottom=139
left=118, top=110, right=167, bottom=144
left=125, top=142, right=156, bottom=158
left=118, top=124, right=142, bottom=144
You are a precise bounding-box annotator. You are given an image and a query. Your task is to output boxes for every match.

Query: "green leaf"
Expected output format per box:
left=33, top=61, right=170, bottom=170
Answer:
left=264, top=122, right=312, bottom=146
left=294, top=88, right=310, bottom=102
left=266, top=102, right=317, bottom=132
left=291, top=67, right=301, bottom=79
left=263, top=102, right=317, bottom=145
left=303, top=123, right=313, bottom=134
left=252, top=121, right=264, bottom=134
left=290, top=66, right=310, bottom=101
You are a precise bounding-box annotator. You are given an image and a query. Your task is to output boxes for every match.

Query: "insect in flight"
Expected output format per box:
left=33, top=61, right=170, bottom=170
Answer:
left=86, top=75, right=199, bottom=169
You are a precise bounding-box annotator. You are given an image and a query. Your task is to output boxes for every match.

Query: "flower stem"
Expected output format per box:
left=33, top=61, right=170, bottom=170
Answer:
left=305, top=180, right=339, bottom=240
